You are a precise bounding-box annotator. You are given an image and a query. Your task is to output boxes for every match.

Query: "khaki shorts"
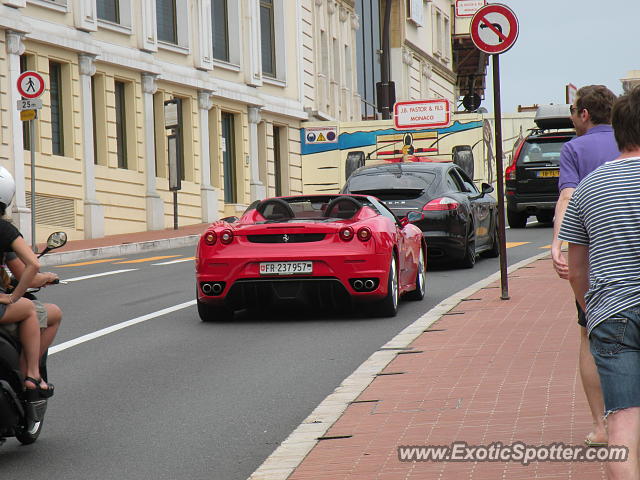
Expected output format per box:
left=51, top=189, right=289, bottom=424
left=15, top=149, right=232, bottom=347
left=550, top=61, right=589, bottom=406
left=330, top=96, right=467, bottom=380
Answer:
left=0, top=300, right=48, bottom=338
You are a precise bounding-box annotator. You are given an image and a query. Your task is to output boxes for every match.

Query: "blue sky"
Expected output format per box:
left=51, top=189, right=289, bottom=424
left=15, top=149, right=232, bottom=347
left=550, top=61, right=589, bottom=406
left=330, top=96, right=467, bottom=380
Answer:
left=483, top=0, right=637, bottom=113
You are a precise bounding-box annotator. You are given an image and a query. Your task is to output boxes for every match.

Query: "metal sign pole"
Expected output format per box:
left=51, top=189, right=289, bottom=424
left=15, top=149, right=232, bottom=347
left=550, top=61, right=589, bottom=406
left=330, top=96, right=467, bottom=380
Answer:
left=492, top=54, right=509, bottom=300
left=30, top=118, right=36, bottom=252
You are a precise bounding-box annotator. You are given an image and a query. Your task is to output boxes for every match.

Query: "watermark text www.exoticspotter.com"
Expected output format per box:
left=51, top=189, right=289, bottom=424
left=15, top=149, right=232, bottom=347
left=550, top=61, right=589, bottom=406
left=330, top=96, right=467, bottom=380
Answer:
left=398, top=441, right=627, bottom=465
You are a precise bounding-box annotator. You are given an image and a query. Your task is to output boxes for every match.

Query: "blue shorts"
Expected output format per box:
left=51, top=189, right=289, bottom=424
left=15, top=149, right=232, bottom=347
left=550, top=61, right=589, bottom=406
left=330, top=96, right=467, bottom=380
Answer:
left=590, top=306, right=640, bottom=416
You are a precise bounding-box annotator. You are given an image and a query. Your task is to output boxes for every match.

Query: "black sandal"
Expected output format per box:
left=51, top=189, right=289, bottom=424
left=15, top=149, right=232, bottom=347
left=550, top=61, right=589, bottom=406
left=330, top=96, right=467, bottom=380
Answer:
left=23, top=376, right=41, bottom=402
left=39, top=381, right=54, bottom=399
left=24, top=376, right=54, bottom=399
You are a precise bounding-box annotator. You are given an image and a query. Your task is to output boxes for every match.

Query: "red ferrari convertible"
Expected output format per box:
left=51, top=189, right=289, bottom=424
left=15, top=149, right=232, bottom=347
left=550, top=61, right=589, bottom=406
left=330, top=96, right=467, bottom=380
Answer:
left=195, top=195, right=427, bottom=321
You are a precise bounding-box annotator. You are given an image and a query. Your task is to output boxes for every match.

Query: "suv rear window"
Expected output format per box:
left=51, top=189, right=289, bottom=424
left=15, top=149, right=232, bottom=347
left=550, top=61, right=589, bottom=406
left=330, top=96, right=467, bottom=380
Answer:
left=518, top=137, right=571, bottom=164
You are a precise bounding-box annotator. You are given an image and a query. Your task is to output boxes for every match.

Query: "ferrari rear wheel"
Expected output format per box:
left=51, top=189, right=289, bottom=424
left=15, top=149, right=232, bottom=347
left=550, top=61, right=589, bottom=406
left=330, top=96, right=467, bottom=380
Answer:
left=376, top=256, right=399, bottom=317
left=406, top=246, right=426, bottom=301
left=197, top=299, right=233, bottom=322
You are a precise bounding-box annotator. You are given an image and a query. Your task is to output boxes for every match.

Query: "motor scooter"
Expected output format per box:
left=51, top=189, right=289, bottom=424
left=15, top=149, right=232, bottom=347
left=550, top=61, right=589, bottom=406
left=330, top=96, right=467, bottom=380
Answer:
left=0, top=231, right=67, bottom=446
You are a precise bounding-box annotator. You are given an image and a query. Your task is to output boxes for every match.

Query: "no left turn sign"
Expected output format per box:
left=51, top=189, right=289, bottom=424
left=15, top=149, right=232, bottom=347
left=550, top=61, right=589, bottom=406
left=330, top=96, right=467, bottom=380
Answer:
left=470, top=3, right=519, bottom=55
left=17, top=71, right=45, bottom=99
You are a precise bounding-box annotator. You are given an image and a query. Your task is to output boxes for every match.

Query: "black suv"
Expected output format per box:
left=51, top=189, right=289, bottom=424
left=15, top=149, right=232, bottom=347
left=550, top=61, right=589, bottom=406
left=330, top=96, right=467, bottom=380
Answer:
left=505, top=105, right=575, bottom=228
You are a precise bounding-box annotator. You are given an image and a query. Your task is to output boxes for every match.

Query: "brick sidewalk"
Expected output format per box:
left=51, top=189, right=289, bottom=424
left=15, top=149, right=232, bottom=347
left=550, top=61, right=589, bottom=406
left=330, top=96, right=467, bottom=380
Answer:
left=288, top=257, right=606, bottom=480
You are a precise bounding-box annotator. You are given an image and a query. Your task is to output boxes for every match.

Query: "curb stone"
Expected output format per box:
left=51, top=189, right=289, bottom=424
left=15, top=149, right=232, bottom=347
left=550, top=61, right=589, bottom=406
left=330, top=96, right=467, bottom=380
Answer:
left=247, top=250, right=552, bottom=480
left=38, top=235, right=201, bottom=267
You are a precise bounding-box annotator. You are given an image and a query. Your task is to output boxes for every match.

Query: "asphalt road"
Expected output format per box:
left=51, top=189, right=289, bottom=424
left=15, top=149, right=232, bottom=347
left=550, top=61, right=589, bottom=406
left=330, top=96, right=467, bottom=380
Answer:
left=0, top=222, right=556, bottom=480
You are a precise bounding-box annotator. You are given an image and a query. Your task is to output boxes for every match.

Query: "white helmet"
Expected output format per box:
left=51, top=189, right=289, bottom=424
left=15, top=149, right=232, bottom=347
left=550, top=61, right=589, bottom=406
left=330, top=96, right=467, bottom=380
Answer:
left=0, top=167, right=16, bottom=207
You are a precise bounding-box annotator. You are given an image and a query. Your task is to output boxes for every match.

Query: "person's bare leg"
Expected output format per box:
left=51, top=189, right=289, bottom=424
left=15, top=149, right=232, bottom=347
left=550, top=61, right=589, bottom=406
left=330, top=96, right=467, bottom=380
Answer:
left=39, top=304, right=62, bottom=357
left=580, top=326, right=608, bottom=444
left=0, top=299, right=43, bottom=387
left=606, top=408, right=640, bottom=480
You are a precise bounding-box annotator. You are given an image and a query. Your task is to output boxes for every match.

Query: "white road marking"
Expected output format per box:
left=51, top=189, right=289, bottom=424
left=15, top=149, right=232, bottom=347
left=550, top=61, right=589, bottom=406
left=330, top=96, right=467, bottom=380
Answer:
left=62, top=269, right=138, bottom=283
left=49, top=300, right=196, bottom=355
left=152, top=257, right=195, bottom=265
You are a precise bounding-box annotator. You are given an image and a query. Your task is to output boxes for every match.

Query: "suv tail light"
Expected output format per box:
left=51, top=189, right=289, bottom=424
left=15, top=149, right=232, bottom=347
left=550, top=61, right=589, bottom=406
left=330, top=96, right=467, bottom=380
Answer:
left=423, top=197, right=460, bottom=211
left=506, top=140, right=525, bottom=181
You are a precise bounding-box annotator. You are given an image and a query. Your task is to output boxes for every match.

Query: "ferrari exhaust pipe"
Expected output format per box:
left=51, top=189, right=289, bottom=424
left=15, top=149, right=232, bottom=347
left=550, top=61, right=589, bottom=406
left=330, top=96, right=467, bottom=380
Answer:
left=211, top=283, right=223, bottom=295
left=353, top=280, right=364, bottom=291
left=202, top=283, right=213, bottom=295
left=364, top=279, right=375, bottom=291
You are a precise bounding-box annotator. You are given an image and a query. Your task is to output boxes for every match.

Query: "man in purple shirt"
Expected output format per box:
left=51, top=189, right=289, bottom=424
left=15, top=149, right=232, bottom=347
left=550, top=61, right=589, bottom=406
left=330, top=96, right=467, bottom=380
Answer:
left=551, top=85, right=619, bottom=447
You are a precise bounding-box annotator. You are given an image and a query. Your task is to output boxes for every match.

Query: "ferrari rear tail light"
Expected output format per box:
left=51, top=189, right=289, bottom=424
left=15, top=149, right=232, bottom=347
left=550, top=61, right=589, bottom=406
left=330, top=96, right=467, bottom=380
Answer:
left=339, top=226, right=354, bottom=241
left=357, top=227, right=372, bottom=242
left=204, top=231, right=217, bottom=245
left=220, top=229, right=234, bottom=244
left=422, top=197, right=460, bottom=211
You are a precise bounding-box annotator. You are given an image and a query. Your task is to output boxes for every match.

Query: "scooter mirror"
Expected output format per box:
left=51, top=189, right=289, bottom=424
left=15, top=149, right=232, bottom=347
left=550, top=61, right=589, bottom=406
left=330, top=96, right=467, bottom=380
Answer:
left=46, top=231, right=67, bottom=250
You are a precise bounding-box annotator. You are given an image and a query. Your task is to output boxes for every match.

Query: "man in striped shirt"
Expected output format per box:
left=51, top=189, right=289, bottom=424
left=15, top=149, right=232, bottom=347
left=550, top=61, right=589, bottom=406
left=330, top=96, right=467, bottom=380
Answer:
left=560, top=85, right=640, bottom=479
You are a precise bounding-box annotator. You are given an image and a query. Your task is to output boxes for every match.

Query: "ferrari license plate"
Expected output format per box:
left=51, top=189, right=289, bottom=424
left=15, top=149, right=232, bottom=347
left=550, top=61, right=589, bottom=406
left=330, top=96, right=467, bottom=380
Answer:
left=537, top=170, right=559, bottom=178
left=260, top=261, right=313, bottom=275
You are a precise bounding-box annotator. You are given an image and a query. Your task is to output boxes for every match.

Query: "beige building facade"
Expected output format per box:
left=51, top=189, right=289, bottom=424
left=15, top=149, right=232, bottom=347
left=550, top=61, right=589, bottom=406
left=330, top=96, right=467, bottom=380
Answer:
left=396, top=0, right=457, bottom=103
left=354, top=0, right=489, bottom=118
left=0, top=0, right=360, bottom=243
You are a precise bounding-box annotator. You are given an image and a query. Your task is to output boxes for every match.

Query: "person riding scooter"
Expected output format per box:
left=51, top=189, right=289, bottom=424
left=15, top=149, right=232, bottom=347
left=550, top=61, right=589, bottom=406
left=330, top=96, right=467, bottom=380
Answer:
left=1, top=251, right=61, bottom=359
left=0, top=167, right=51, bottom=400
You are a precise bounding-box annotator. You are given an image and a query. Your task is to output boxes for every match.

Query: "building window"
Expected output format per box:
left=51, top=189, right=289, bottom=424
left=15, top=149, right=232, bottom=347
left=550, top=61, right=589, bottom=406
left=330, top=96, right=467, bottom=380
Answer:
left=332, top=38, right=340, bottom=83
left=344, top=44, right=352, bottom=90
left=435, top=9, right=442, bottom=56
left=91, top=76, right=98, bottom=164
left=212, top=0, right=229, bottom=61
left=49, top=61, right=64, bottom=156
left=157, top=0, right=178, bottom=44
left=273, top=126, right=283, bottom=196
left=20, top=55, right=32, bottom=151
left=320, top=30, right=329, bottom=76
left=97, top=0, right=119, bottom=23
left=114, top=81, right=128, bottom=169
left=28, top=0, right=67, bottom=11
left=175, top=98, right=185, bottom=180
left=443, top=15, right=451, bottom=60
left=153, top=92, right=166, bottom=178
left=91, top=74, right=108, bottom=166
left=221, top=112, right=236, bottom=203
left=260, top=0, right=275, bottom=76
left=355, top=0, right=382, bottom=119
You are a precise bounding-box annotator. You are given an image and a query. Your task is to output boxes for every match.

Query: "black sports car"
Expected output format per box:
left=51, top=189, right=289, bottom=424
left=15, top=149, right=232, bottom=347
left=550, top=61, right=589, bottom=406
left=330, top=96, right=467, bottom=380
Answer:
left=341, top=162, right=499, bottom=268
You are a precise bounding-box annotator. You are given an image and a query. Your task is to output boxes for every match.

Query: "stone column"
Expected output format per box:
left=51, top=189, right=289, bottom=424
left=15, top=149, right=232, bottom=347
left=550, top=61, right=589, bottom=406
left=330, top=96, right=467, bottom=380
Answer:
left=142, top=73, right=164, bottom=230
left=198, top=90, right=218, bottom=222
left=247, top=106, right=266, bottom=201
left=78, top=53, right=104, bottom=239
left=245, top=0, right=262, bottom=87
left=5, top=30, right=31, bottom=242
